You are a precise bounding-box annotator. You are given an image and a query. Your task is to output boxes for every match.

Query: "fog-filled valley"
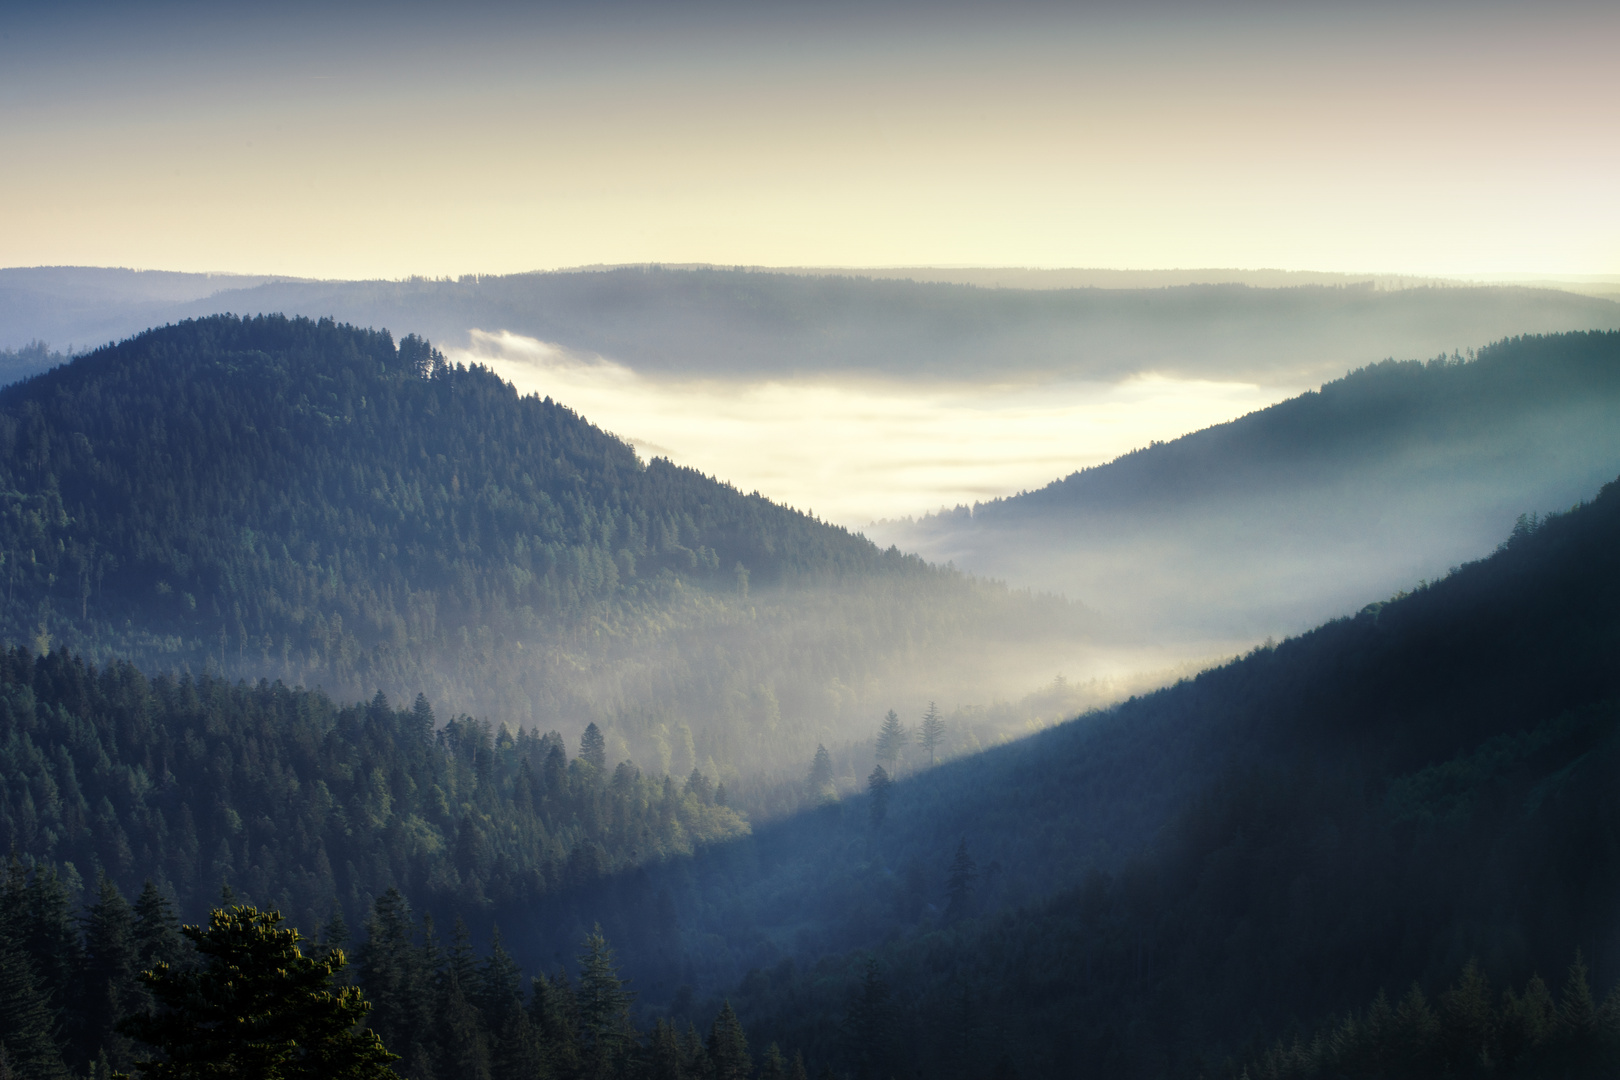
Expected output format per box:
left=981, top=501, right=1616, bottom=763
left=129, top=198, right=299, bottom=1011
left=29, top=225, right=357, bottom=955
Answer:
left=6, top=295, right=1620, bottom=1079
left=872, top=332, right=1620, bottom=653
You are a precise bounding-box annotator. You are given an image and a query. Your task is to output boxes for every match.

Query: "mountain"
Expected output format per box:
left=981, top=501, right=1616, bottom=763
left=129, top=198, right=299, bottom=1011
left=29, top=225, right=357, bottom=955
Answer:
left=0, top=267, right=295, bottom=358
left=0, top=314, right=1090, bottom=792
left=13, top=401, right=1620, bottom=1079
left=4, top=266, right=1619, bottom=390
left=649, top=470, right=1620, bottom=1077
left=871, top=331, right=1620, bottom=652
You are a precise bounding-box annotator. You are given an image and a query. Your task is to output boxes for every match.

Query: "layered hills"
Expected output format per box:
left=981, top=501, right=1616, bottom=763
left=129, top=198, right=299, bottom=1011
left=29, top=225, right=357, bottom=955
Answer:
left=665, top=468, right=1620, bottom=1077
left=5, top=266, right=1620, bottom=389
left=0, top=314, right=1090, bottom=790
left=8, top=343, right=1620, bottom=1077
left=873, top=331, right=1620, bottom=649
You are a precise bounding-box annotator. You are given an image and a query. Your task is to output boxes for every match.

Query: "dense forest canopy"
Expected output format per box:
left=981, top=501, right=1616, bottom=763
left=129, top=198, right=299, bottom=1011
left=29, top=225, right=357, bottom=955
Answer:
left=10, top=455, right=1620, bottom=1076
left=683, top=473, right=1620, bottom=1077
left=0, top=314, right=1091, bottom=792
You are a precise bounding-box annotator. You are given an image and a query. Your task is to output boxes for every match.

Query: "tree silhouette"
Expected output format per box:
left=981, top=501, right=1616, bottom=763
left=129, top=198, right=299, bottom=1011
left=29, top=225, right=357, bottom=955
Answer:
left=876, top=711, right=907, bottom=773
left=867, top=766, right=892, bottom=828
left=121, top=905, right=397, bottom=1080
left=920, top=702, right=945, bottom=767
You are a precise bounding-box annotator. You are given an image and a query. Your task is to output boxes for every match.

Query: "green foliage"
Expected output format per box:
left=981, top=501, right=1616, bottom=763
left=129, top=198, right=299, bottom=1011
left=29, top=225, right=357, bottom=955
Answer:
left=1239, top=955, right=1620, bottom=1079
left=120, top=905, right=397, bottom=1080
left=682, top=471, right=1620, bottom=1077
left=0, top=313, right=1086, bottom=785
left=0, top=647, right=747, bottom=931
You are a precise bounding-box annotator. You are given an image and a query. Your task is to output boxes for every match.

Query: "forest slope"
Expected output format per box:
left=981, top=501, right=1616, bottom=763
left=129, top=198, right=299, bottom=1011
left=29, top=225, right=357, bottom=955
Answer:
left=872, top=331, right=1620, bottom=648
left=0, top=314, right=1088, bottom=787
left=687, top=472, right=1620, bottom=1077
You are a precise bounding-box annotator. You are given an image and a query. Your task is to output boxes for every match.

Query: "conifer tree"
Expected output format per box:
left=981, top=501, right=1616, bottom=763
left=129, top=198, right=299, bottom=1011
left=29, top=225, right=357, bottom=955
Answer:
left=759, top=1041, right=788, bottom=1080
left=580, top=723, right=607, bottom=773
left=132, top=882, right=186, bottom=979
left=807, top=745, right=835, bottom=802
left=843, top=959, right=893, bottom=1080
left=576, top=925, right=635, bottom=1077
left=82, top=875, right=140, bottom=1070
left=0, top=921, right=67, bottom=1080
left=867, top=766, right=891, bottom=828
left=646, top=1018, right=685, bottom=1080
left=875, top=710, right=907, bottom=773
left=437, top=918, right=492, bottom=1080
left=121, top=905, right=397, bottom=1080
left=707, top=1001, right=751, bottom=1080
left=919, top=702, right=945, bottom=767
left=945, top=839, right=978, bottom=920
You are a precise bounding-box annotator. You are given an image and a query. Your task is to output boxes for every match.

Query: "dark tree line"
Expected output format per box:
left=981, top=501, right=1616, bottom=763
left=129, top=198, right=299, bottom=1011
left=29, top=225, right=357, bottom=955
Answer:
left=0, top=312, right=1085, bottom=785
left=0, top=646, right=746, bottom=939
left=0, top=866, right=811, bottom=1080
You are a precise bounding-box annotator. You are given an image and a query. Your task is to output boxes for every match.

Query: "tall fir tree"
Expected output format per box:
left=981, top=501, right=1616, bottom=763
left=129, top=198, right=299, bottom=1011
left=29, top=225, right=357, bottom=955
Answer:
left=875, top=711, right=907, bottom=773
left=944, top=839, right=978, bottom=921
left=576, top=925, right=635, bottom=1078
left=580, top=723, right=608, bottom=773
left=707, top=1001, right=751, bottom=1080
left=807, top=745, right=835, bottom=802
left=121, top=905, right=397, bottom=1080
left=867, top=766, right=892, bottom=828
left=920, top=702, right=945, bottom=767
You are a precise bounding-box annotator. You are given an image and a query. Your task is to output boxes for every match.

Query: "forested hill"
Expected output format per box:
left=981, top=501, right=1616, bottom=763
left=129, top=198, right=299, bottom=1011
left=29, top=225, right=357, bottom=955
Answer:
left=697, top=474, right=1620, bottom=1077
left=0, top=314, right=1085, bottom=780
left=969, top=330, right=1620, bottom=520
left=872, top=331, right=1620, bottom=644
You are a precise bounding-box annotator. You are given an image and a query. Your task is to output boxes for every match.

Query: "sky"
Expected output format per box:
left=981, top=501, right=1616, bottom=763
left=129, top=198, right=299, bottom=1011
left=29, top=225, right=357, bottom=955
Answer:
left=4, top=0, right=1618, bottom=280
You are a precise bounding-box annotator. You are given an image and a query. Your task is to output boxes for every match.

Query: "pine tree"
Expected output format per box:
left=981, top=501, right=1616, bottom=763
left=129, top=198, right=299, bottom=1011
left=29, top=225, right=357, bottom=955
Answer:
left=867, top=766, right=891, bottom=828
left=132, top=882, right=185, bottom=977
left=576, top=925, right=635, bottom=1077
left=807, top=745, right=835, bottom=802
left=436, top=918, right=492, bottom=1080
left=580, top=723, right=607, bottom=773
left=920, top=702, right=945, bottom=767
left=759, top=1041, right=788, bottom=1080
left=121, top=905, right=397, bottom=1080
left=646, top=1018, right=685, bottom=1080
left=945, top=839, right=978, bottom=920
left=707, top=1001, right=751, bottom=1080
left=0, top=916, right=67, bottom=1080
left=875, top=710, right=907, bottom=773
left=843, top=958, right=893, bottom=1080
left=81, top=875, right=140, bottom=1070
left=358, top=889, right=434, bottom=1076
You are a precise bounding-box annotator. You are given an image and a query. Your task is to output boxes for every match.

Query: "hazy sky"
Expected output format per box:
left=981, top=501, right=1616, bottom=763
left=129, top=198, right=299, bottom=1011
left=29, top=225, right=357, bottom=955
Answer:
left=4, top=1, right=1617, bottom=279
left=455, top=330, right=1294, bottom=525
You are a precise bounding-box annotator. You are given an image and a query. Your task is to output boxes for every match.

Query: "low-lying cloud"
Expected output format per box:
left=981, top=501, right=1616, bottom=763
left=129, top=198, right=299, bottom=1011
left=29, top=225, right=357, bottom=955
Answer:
left=453, top=329, right=1298, bottom=527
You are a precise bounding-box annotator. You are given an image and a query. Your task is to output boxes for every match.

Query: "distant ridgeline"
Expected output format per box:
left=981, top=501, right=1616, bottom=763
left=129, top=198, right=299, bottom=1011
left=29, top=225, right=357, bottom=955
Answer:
left=0, top=314, right=1078, bottom=780
left=967, top=329, right=1620, bottom=520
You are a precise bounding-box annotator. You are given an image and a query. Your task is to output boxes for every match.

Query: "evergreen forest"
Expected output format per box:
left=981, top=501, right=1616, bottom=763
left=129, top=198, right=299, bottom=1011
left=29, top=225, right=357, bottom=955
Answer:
left=0, top=314, right=1089, bottom=797
left=6, top=316, right=1620, bottom=1077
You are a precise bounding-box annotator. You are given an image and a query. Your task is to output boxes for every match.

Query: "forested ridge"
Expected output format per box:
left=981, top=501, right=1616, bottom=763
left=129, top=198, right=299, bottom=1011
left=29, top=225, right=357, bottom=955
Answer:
left=961, top=330, right=1620, bottom=522
left=10, top=473, right=1620, bottom=1078
left=674, top=475, right=1620, bottom=1077
left=0, top=314, right=1085, bottom=785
